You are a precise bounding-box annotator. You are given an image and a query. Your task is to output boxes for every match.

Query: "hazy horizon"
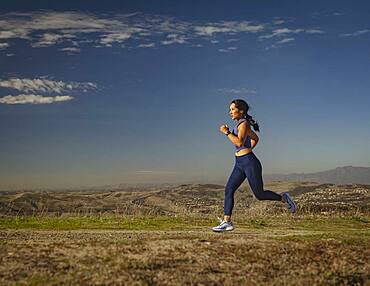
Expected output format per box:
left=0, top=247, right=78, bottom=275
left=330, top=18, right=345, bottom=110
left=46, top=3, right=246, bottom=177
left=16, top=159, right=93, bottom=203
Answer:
left=1, top=164, right=368, bottom=192
left=1, top=1, right=370, bottom=190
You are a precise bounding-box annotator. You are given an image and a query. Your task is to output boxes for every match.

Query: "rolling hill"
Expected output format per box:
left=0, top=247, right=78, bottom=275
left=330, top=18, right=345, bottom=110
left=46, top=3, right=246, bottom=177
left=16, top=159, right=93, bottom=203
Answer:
left=264, top=166, right=370, bottom=184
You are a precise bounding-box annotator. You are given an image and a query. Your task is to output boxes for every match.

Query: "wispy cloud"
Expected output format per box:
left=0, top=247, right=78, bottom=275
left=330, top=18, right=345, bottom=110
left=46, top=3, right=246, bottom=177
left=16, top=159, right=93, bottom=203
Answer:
left=218, top=46, right=238, bottom=53
left=0, top=43, right=9, bottom=49
left=311, top=11, right=344, bottom=19
left=31, top=32, right=76, bottom=47
left=0, top=94, right=73, bottom=104
left=0, top=11, right=146, bottom=51
left=0, top=11, right=327, bottom=53
left=138, top=42, right=155, bottom=48
left=194, top=21, right=264, bottom=36
left=99, top=31, right=136, bottom=46
left=265, top=37, right=295, bottom=50
left=0, top=77, right=97, bottom=105
left=258, top=28, right=303, bottom=39
left=0, top=77, right=97, bottom=93
left=258, top=26, right=324, bottom=50
left=161, top=34, right=187, bottom=45
left=273, top=19, right=285, bottom=25
left=218, top=87, right=257, bottom=95
left=305, top=29, right=325, bottom=34
left=258, top=28, right=324, bottom=40
left=339, top=29, right=370, bottom=37
left=275, top=37, right=295, bottom=44
left=59, top=47, right=81, bottom=53
left=226, top=38, right=240, bottom=42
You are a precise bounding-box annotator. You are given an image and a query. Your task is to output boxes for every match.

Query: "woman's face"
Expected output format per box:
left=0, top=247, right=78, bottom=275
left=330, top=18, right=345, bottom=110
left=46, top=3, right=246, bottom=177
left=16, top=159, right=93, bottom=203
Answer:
left=229, top=103, right=243, bottom=120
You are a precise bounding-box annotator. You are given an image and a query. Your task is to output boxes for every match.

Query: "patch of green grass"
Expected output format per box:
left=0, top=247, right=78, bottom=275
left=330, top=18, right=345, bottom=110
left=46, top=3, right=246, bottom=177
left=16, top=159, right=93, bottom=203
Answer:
left=1, top=214, right=369, bottom=235
left=14, top=274, right=59, bottom=286
left=349, top=214, right=369, bottom=223
left=0, top=215, right=214, bottom=230
left=248, top=218, right=269, bottom=228
left=270, top=231, right=369, bottom=244
left=271, top=235, right=370, bottom=250
left=236, top=214, right=369, bottom=230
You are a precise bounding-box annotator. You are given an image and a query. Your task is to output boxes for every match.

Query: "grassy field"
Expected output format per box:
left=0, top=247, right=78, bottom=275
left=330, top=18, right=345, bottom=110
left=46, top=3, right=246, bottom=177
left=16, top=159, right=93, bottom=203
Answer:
left=1, top=213, right=369, bottom=285
left=0, top=183, right=369, bottom=285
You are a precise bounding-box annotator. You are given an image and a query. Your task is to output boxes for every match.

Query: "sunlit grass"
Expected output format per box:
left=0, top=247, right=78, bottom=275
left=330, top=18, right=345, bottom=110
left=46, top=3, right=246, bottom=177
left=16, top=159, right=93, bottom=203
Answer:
left=1, top=213, right=368, bottom=233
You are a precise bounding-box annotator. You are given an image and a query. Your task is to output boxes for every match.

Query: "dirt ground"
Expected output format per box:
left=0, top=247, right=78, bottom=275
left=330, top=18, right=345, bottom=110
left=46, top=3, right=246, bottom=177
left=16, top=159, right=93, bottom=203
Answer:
left=1, top=183, right=369, bottom=285
left=1, top=227, right=368, bottom=286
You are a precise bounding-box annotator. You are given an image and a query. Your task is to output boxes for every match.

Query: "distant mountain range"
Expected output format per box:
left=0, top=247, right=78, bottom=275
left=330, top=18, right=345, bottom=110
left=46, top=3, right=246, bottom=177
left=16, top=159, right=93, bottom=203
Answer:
left=4, top=166, right=369, bottom=192
left=264, top=166, right=370, bottom=184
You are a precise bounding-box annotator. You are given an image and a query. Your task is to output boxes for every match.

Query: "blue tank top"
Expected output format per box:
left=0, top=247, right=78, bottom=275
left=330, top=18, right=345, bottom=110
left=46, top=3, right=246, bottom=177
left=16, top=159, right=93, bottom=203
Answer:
left=233, top=118, right=251, bottom=152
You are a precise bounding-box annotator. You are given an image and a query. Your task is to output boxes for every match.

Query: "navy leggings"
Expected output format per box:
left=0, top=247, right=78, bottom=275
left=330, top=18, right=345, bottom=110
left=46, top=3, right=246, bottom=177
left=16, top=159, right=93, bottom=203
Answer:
left=224, top=152, right=282, bottom=216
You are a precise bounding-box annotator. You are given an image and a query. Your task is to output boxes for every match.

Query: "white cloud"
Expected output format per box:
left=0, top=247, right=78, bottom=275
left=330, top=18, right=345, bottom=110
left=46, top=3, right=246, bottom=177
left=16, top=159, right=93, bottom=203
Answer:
left=0, top=11, right=145, bottom=48
left=258, top=28, right=304, bottom=39
left=305, top=29, right=325, bottom=34
left=59, top=47, right=81, bottom=53
left=258, top=27, right=325, bottom=46
left=273, top=19, right=285, bottom=25
left=218, top=46, right=238, bottom=53
left=218, top=88, right=257, bottom=95
left=100, top=31, right=133, bottom=46
left=0, top=77, right=97, bottom=105
left=265, top=36, right=295, bottom=50
left=311, top=11, right=344, bottom=18
left=0, top=11, right=328, bottom=52
left=31, top=33, right=76, bottom=47
left=161, top=34, right=187, bottom=45
left=194, top=21, right=264, bottom=36
left=0, top=42, right=9, bottom=49
left=0, top=77, right=96, bottom=94
left=339, top=29, right=370, bottom=37
left=227, top=38, right=239, bottom=42
left=138, top=42, right=155, bottom=48
left=218, top=49, right=229, bottom=53
left=275, top=37, right=295, bottom=44
left=0, top=29, right=28, bottom=39
left=0, top=94, right=73, bottom=104
left=195, top=26, right=233, bottom=36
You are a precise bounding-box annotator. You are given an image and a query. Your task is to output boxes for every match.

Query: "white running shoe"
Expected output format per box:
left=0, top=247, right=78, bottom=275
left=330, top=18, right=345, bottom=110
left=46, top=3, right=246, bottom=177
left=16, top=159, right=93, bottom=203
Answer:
left=212, top=218, right=234, bottom=232
left=282, top=192, right=297, bottom=213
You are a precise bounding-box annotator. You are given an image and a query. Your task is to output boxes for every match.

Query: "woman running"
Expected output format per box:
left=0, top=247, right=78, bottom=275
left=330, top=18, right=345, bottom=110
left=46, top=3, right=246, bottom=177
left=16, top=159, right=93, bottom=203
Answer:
left=212, top=99, right=297, bottom=232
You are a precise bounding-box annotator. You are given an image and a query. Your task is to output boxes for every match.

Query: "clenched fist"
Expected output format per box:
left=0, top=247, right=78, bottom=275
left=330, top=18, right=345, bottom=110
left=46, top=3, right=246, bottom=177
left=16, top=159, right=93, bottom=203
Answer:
left=219, top=124, right=230, bottom=134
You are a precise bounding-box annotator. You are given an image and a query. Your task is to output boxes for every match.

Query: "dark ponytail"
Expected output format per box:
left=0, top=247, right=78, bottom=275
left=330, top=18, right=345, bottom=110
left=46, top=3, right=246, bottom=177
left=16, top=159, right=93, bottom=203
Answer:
left=231, top=99, right=260, bottom=132
left=244, top=113, right=260, bottom=132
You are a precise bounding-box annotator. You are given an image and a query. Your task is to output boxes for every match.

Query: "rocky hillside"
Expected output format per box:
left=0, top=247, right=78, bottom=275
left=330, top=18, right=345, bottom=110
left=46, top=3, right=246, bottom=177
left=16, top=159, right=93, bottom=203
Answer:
left=1, top=182, right=369, bottom=216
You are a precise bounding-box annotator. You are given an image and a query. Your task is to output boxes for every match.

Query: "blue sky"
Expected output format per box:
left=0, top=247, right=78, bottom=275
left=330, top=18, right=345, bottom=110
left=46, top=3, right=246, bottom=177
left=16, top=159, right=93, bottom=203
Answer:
left=1, top=1, right=370, bottom=190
